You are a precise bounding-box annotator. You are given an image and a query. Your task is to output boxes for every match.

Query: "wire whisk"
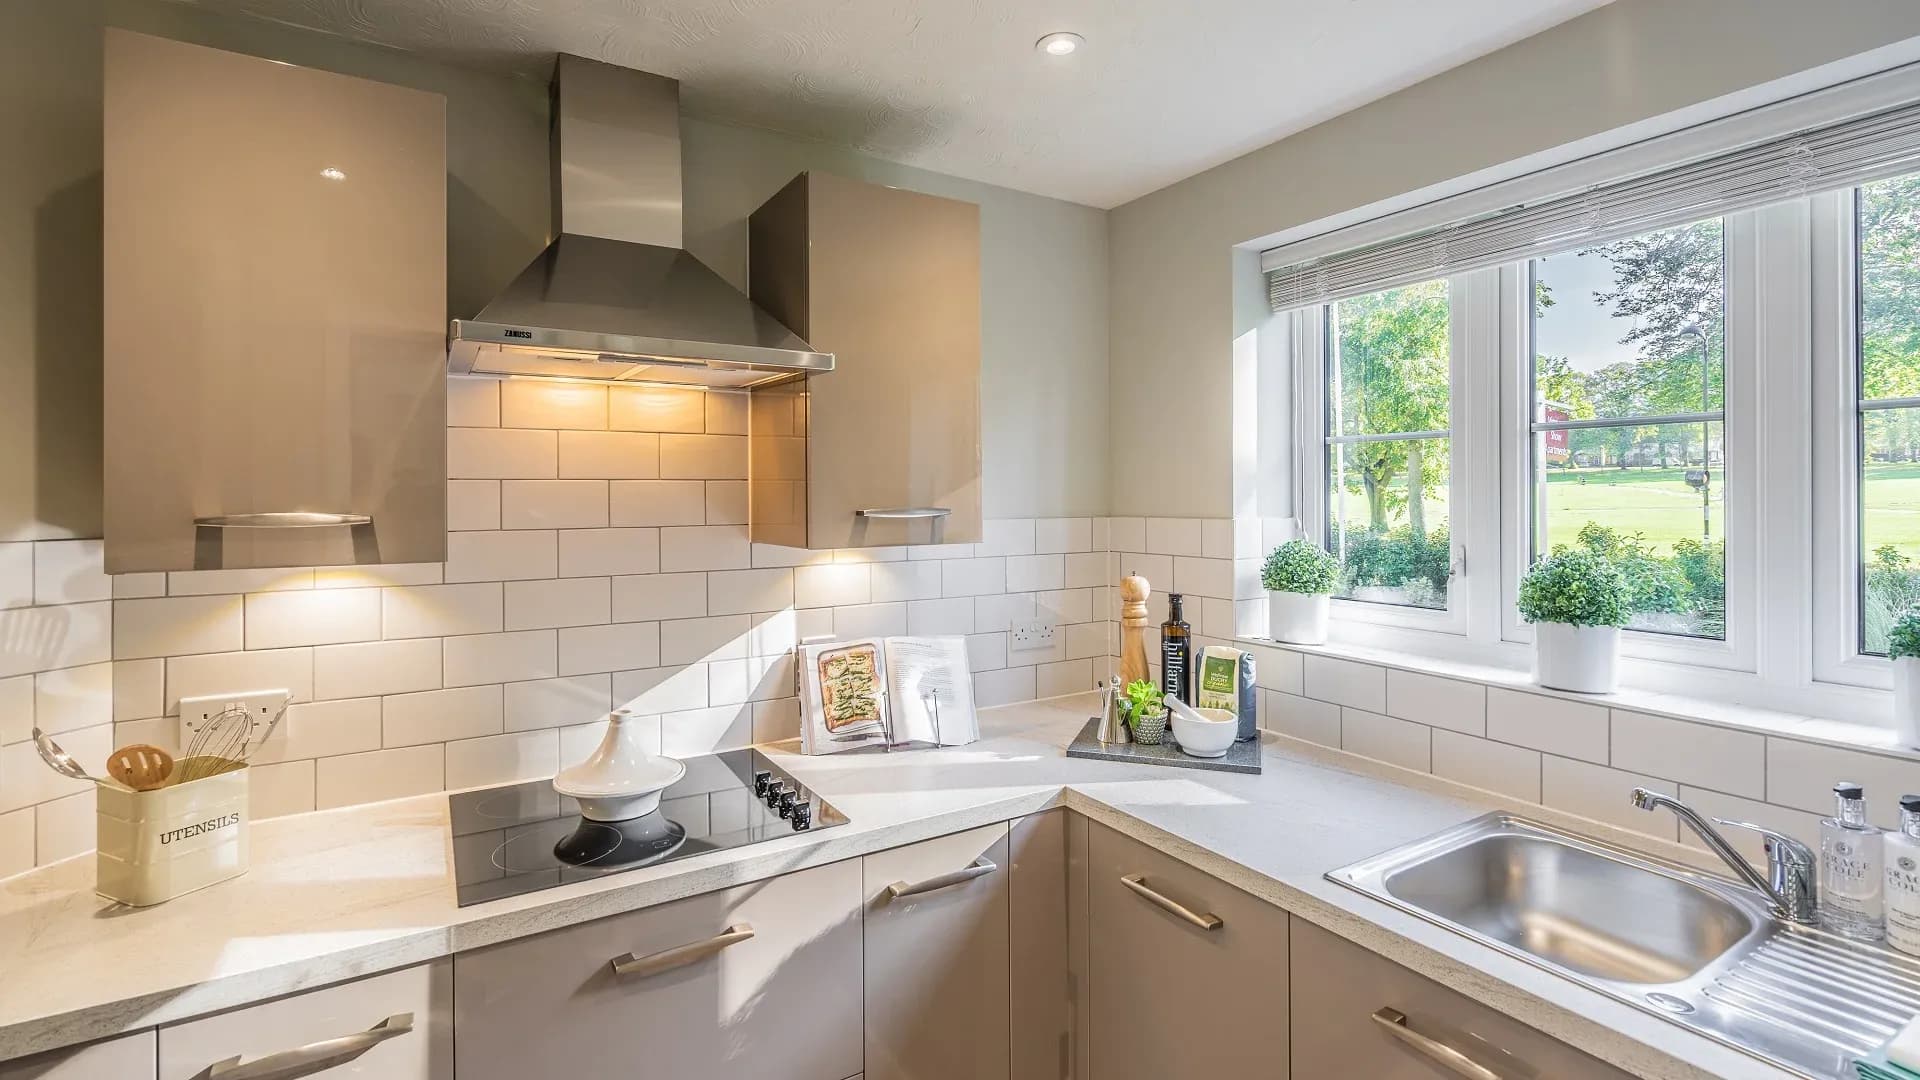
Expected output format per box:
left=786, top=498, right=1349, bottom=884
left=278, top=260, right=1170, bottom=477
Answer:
left=177, top=702, right=253, bottom=784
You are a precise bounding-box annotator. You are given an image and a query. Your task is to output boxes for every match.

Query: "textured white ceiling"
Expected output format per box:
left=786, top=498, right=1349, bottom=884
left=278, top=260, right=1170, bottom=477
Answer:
left=176, top=0, right=1612, bottom=208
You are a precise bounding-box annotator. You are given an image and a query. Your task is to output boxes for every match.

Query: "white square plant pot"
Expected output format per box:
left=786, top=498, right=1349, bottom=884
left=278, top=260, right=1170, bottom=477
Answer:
left=1533, top=621, right=1620, bottom=694
left=1269, top=591, right=1330, bottom=645
left=1893, top=656, right=1920, bottom=749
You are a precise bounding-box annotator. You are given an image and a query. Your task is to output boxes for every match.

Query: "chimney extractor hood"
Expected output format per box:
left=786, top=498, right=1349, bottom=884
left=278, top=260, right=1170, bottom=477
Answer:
left=448, top=56, right=831, bottom=387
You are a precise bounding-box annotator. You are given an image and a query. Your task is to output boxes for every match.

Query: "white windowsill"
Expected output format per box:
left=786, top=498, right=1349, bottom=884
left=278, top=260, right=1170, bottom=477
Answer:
left=1231, top=631, right=1920, bottom=764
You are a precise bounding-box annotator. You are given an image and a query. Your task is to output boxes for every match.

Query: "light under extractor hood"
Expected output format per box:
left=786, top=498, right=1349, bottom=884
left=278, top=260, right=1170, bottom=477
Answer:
left=448, top=55, right=832, bottom=388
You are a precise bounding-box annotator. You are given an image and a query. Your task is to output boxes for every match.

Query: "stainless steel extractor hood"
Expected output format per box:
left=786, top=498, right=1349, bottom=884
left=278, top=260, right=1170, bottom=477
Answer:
left=448, top=55, right=831, bottom=387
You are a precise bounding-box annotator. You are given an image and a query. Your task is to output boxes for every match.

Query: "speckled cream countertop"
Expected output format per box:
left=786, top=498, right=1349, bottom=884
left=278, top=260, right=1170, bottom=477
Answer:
left=0, top=694, right=1793, bottom=1078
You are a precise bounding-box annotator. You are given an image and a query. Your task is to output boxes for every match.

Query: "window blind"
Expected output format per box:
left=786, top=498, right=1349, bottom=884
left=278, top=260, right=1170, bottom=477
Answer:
left=1265, top=99, right=1920, bottom=311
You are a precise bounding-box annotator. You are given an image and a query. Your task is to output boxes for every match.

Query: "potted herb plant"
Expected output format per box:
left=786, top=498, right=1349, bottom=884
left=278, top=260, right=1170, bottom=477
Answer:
left=1122, top=679, right=1168, bottom=745
left=1262, top=539, right=1340, bottom=645
left=1890, top=612, right=1920, bottom=748
left=1517, top=549, right=1630, bottom=694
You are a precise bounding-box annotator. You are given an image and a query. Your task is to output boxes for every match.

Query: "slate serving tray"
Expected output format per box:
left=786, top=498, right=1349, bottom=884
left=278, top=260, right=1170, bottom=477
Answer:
left=1064, top=717, right=1263, bottom=774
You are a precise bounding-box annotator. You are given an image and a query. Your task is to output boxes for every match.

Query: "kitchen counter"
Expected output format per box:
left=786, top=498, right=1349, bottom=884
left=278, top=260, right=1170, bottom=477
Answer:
left=0, top=694, right=1789, bottom=1078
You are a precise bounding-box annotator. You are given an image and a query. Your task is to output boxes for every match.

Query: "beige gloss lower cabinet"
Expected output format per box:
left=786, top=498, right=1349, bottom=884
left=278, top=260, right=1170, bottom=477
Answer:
left=1009, top=811, right=1072, bottom=1080
left=157, top=962, right=451, bottom=1080
left=0, top=1032, right=154, bottom=1080
left=1290, top=920, right=1636, bottom=1079
left=1084, top=822, right=1289, bottom=1080
left=454, top=858, right=863, bottom=1080
left=862, top=823, right=1011, bottom=1080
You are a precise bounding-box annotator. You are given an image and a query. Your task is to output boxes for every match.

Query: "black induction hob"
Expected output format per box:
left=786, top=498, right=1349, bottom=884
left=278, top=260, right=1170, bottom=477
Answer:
left=447, top=748, right=847, bottom=907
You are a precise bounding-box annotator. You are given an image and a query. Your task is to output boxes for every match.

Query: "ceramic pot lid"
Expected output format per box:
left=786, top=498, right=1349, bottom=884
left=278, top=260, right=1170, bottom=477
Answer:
left=552, top=710, right=686, bottom=798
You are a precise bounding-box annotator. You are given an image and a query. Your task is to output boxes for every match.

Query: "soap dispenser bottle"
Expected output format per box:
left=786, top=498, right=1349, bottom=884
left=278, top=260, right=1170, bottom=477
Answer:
left=1886, top=795, right=1920, bottom=955
left=1820, top=782, right=1886, bottom=941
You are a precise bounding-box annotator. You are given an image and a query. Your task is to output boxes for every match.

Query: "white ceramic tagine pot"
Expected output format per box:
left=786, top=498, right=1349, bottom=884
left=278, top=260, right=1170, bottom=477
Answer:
left=1268, top=590, right=1330, bottom=645
left=1532, top=621, right=1620, bottom=694
left=553, top=710, right=686, bottom=822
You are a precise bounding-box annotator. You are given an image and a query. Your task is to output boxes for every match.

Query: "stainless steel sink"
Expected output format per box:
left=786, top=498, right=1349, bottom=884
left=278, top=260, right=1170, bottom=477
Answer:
left=1331, top=814, right=1920, bottom=1078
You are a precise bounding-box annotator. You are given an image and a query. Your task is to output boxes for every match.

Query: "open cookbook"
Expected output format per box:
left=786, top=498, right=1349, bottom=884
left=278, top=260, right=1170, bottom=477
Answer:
left=797, top=636, right=979, bottom=755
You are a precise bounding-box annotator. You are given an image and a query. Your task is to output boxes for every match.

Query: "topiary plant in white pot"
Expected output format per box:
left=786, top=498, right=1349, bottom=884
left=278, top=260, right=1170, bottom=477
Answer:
left=1889, top=612, right=1920, bottom=748
left=1261, top=539, right=1340, bottom=645
left=1517, top=549, right=1630, bottom=694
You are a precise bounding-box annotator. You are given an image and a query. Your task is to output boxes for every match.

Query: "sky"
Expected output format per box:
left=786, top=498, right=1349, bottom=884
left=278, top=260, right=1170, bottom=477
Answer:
left=1532, top=247, right=1643, bottom=372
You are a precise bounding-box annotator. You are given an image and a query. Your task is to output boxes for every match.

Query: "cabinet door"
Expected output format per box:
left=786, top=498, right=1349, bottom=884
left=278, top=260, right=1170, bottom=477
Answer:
left=455, top=858, right=863, bottom=1080
left=1290, top=919, right=1635, bottom=1079
left=1010, top=811, right=1071, bottom=1080
left=863, top=823, right=1010, bottom=1080
left=103, top=30, right=446, bottom=572
left=801, top=172, right=982, bottom=549
left=1085, top=822, right=1289, bottom=1080
left=0, top=1032, right=154, bottom=1080
left=157, top=962, right=450, bottom=1080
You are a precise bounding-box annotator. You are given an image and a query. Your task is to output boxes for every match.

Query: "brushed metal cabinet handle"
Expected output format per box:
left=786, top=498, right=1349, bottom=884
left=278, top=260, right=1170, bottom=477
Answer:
left=1370, top=1007, right=1513, bottom=1080
left=886, top=856, right=999, bottom=899
left=854, top=507, right=953, bottom=519
left=205, top=1013, right=413, bottom=1080
left=1119, top=873, right=1223, bottom=931
left=194, top=513, right=372, bottom=529
left=610, top=923, right=756, bottom=978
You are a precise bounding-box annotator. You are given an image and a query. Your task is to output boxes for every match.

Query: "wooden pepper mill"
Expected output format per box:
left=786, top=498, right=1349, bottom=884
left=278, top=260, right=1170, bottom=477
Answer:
left=1119, top=570, right=1152, bottom=690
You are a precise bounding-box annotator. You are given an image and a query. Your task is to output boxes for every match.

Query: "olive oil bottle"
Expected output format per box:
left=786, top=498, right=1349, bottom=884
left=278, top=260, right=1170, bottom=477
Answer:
left=1160, top=593, right=1194, bottom=705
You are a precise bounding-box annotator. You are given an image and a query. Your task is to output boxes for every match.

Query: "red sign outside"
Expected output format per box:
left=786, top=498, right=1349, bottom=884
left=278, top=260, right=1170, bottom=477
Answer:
left=1543, top=407, right=1570, bottom=462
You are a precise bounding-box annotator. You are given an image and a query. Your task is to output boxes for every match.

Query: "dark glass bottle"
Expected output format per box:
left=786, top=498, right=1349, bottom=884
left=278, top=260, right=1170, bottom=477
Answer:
left=1160, top=593, right=1193, bottom=705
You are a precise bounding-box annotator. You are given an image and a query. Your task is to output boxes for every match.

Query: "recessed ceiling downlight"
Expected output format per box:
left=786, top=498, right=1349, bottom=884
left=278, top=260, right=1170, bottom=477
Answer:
left=1035, top=32, right=1083, bottom=57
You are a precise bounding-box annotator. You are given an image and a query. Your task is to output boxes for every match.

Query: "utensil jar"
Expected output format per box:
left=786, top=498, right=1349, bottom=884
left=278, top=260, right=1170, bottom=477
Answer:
left=95, top=762, right=249, bottom=906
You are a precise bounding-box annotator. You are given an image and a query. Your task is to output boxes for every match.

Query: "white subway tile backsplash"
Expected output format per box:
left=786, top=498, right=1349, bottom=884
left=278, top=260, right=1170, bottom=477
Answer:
left=1542, top=756, right=1678, bottom=838
left=167, top=567, right=313, bottom=596
left=559, top=622, right=661, bottom=676
left=659, top=525, right=751, bottom=572
left=1036, top=589, right=1093, bottom=626
left=1612, top=709, right=1765, bottom=800
left=615, top=665, right=709, bottom=715
left=1245, top=643, right=1304, bottom=695
left=383, top=584, right=502, bottom=640
left=705, top=391, right=749, bottom=436
left=1036, top=659, right=1094, bottom=698
left=613, top=572, right=708, bottom=622
left=314, top=639, right=442, bottom=700
left=660, top=614, right=750, bottom=666
left=383, top=685, right=503, bottom=747
left=1065, top=622, right=1108, bottom=661
left=112, top=573, right=167, bottom=599
left=1034, top=518, right=1091, bottom=554
left=973, top=592, right=1036, bottom=633
left=975, top=666, right=1036, bottom=708
left=942, top=558, right=1007, bottom=598
left=1145, top=518, right=1203, bottom=557
left=245, top=589, right=381, bottom=650
left=908, top=598, right=974, bottom=636
left=0, top=543, right=33, bottom=609
left=1386, top=670, right=1486, bottom=736
left=0, top=808, right=29, bottom=878
left=1431, top=730, right=1541, bottom=802
left=168, top=647, right=313, bottom=712
left=446, top=480, right=501, bottom=531
left=609, top=386, right=705, bottom=433
left=708, top=654, right=794, bottom=706
left=446, top=730, right=560, bottom=790
left=447, top=428, right=556, bottom=479
left=111, top=659, right=162, bottom=724
left=1107, top=517, right=1145, bottom=554
left=250, top=760, right=316, bottom=820
left=1302, top=654, right=1386, bottom=712
left=1764, top=738, right=1920, bottom=830
left=33, top=540, right=110, bottom=604
left=504, top=578, right=611, bottom=631
left=32, top=662, right=112, bottom=736
left=316, top=745, right=444, bottom=810
left=906, top=542, right=976, bottom=562
left=871, top=561, right=944, bottom=603
left=114, top=596, right=242, bottom=660
left=559, top=528, right=660, bottom=578
left=444, top=630, right=555, bottom=688
left=500, top=381, right=606, bottom=430
left=795, top=563, right=872, bottom=608
left=316, top=564, right=445, bottom=589
left=1172, top=556, right=1233, bottom=600
left=446, top=377, right=499, bottom=426
left=500, top=480, right=609, bottom=530
left=1486, top=688, right=1608, bottom=763
left=445, top=531, right=558, bottom=583
left=504, top=675, right=612, bottom=731
left=1201, top=519, right=1235, bottom=560
left=707, top=568, right=793, bottom=616
left=706, top=481, right=749, bottom=526
left=251, top=697, right=382, bottom=764
left=1265, top=690, right=1341, bottom=747
left=659, top=434, right=748, bottom=479
left=1007, top=555, right=1065, bottom=593
left=0, top=674, right=28, bottom=745
left=661, top=704, right=754, bottom=756
left=966, top=632, right=1008, bottom=672
left=1064, top=552, right=1107, bottom=590
left=35, top=792, right=93, bottom=864
left=560, top=432, right=660, bottom=480
left=1, top=725, right=105, bottom=813
left=833, top=603, right=908, bottom=639
left=1675, top=785, right=1823, bottom=866
left=975, top=519, right=1036, bottom=558
left=1342, top=708, right=1431, bottom=772
left=752, top=697, right=801, bottom=743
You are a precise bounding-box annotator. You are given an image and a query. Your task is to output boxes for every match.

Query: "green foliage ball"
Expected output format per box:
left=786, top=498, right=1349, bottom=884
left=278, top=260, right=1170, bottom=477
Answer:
left=1890, top=611, right=1920, bottom=662
left=1517, top=549, right=1630, bottom=628
left=1262, top=539, right=1340, bottom=595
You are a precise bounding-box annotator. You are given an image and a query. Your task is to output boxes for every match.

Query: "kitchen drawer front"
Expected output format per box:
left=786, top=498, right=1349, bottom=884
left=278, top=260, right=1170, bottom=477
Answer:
left=0, top=1032, right=154, bottom=1080
left=863, top=822, right=1011, bottom=1080
left=157, top=961, right=450, bottom=1080
left=454, top=857, right=863, bottom=1080
left=1290, top=920, right=1635, bottom=1079
left=1085, top=822, right=1289, bottom=1080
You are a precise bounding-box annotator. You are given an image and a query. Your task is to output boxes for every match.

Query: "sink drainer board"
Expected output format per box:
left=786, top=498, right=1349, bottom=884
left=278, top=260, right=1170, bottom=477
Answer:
left=1329, top=813, right=1920, bottom=1079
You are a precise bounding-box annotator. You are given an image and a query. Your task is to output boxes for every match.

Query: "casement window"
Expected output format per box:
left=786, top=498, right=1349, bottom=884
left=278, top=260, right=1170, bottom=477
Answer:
left=1263, top=75, right=1920, bottom=722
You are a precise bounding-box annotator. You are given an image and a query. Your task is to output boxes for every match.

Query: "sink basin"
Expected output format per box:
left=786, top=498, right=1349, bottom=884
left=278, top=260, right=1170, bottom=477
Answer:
left=1381, top=831, right=1753, bottom=984
left=1331, top=814, right=1920, bottom=1079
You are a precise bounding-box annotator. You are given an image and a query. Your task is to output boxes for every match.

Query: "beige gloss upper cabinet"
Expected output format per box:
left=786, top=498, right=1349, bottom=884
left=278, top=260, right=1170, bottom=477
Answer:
left=1290, top=920, right=1636, bottom=1079
left=862, top=823, right=1011, bottom=1080
left=1083, top=821, right=1290, bottom=1080
left=103, top=30, right=447, bottom=573
left=748, top=172, right=982, bottom=549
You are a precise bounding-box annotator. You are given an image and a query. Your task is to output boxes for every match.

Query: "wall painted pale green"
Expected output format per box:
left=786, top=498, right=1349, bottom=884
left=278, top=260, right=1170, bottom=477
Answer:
left=0, top=0, right=1108, bottom=542
left=1107, top=0, right=1920, bottom=517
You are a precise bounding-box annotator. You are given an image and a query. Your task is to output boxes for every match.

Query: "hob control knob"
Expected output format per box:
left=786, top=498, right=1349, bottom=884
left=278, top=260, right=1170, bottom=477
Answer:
left=753, top=771, right=773, bottom=796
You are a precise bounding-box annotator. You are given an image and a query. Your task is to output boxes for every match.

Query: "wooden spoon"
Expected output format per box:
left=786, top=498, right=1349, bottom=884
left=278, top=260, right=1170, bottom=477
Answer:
left=106, top=744, right=175, bottom=792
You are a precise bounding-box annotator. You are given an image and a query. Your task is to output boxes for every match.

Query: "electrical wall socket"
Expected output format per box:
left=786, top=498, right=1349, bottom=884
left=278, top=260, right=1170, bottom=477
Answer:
left=1009, top=620, right=1057, bottom=650
left=177, top=689, right=291, bottom=748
